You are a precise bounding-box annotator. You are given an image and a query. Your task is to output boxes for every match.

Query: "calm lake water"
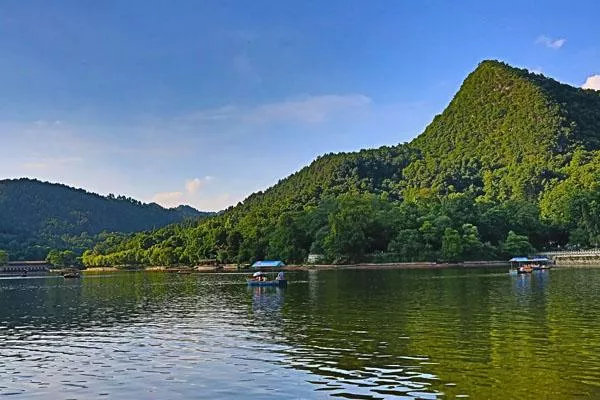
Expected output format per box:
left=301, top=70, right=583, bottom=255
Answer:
left=1, top=267, right=600, bottom=399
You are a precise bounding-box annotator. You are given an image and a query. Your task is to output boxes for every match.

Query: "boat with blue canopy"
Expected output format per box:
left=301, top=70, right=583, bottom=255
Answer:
left=247, top=270, right=287, bottom=287
left=509, top=256, right=551, bottom=274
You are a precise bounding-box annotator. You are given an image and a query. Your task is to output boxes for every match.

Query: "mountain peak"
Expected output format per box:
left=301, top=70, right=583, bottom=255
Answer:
left=403, top=59, right=600, bottom=197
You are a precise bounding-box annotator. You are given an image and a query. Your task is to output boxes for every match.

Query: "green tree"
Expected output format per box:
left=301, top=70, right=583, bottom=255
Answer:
left=461, top=223, right=483, bottom=260
left=388, top=229, right=423, bottom=262
left=441, top=228, right=463, bottom=261
left=46, top=249, right=77, bottom=267
left=502, top=231, right=534, bottom=256
left=323, top=195, right=374, bottom=263
left=267, top=213, right=308, bottom=263
left=0, top=249, right=8, bottom=265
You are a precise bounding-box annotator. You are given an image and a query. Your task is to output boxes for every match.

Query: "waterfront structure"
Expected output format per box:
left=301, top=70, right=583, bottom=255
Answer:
left=0, top=261, right=50, bottom=274
left=540, top=249, right=600, bottom=265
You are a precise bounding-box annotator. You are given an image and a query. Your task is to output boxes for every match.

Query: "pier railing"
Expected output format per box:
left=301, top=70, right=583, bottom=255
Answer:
left=539, top=249, right=600, bottom=257
left=539, top=249, right=600, bottom=264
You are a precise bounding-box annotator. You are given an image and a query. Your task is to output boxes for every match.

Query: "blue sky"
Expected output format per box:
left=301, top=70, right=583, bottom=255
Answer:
left=1, top=0, right=599, bottom=211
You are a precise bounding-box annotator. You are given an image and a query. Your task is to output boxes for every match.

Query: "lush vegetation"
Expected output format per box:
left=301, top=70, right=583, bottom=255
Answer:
left=16, top=60, right=600, bottom=267
left=0, top=178, right=210, bottom=261
left=0, top=249, right=8, bottom=265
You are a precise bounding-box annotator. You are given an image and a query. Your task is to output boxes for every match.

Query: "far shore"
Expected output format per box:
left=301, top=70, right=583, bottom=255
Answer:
left=82, top=260, right=509, bottom=273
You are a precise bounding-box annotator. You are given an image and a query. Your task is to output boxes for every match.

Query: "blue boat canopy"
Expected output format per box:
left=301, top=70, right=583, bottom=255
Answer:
left=252, top=260, right=286, bottom=268
left=509, top=257, right=549, bottom=262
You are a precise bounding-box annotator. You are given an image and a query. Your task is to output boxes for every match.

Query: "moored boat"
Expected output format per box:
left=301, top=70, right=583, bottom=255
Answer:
left=63, top=269, right=81, bottom=278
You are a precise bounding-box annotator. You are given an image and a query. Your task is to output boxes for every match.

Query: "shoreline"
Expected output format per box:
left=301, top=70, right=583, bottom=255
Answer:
left=283, top=260, right=508, bottom=270
left=82, top=260, right=509, bottom=273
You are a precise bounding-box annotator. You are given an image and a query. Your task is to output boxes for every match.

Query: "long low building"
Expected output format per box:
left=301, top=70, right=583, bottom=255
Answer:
left=0, top=261, right=51, bottom=273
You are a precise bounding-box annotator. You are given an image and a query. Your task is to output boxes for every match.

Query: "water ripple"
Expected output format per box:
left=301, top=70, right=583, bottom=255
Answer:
left=1, top=269, right=600, bottom=398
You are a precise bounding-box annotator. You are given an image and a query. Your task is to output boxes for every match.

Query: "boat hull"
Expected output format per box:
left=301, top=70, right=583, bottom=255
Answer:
left=247, top=279, right=287, bottom=287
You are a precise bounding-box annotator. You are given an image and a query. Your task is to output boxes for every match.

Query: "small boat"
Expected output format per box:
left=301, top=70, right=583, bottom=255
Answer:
left=63, top=271, right=80, bottom=278
left=247, top=271, right=287, bottom=287
left=509, top=256, right=551, bottom=275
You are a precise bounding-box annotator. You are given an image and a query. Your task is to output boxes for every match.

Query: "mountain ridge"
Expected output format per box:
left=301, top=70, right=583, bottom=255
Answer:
left=0, top=178, right=211, bottom=260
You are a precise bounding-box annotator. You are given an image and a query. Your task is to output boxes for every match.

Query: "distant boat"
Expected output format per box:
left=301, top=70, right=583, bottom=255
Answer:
left=62, top=269, right=81, bottom=278
left=247, top=271, right=287, bottom=287
left=509, top=256, right=551, bottom=274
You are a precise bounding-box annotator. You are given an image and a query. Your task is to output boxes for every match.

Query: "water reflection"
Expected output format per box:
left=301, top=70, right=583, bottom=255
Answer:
left=1, top=268, right=600, bottom=399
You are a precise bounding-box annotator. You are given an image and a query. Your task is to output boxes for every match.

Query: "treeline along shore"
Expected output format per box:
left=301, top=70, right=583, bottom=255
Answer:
left=83, top=260, right=509, bottom=273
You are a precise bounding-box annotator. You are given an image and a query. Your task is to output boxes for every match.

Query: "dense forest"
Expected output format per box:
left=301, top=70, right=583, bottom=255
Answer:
left=8, top=60, right=600, bottom=267
left=0, top=178, right=210, bottom=261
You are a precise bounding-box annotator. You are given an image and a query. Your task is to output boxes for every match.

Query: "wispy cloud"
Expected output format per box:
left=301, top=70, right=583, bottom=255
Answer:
left=0, top=120, right=176, bottom=197
left=0, top=92, right=425, bottom=213
left=152, top=176, right=227, bottom=211
left=249, top=95, right=372, bottom=123
left=151, top=191, right=184, bottom=207
left=22, top=156, right=83, bottom=170
left=583, top=75, right=600, bottom=90
left=185, top=94, right=372, bottom=125
left=185, top=176, right=213, bottom=194
left=535, top=35, right=566, bottom=49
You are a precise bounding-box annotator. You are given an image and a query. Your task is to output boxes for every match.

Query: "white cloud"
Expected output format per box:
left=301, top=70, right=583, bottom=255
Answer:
left=185, top=176, right=213, bottom=194
left=583, top=75, right=600, bottom=90
left=152, top=177, right=227, bottom=211
left=535, top=35, right=566, bottom=49
left=248, top=94, right=372, bottom=124
left=185, top=178, right=202, bottom=193
left=151, top=191, right=184, bottom=208
left=22, top=156, right=83, bottom=170
left=185, top=94, right=372, bottom=125
left=194, top=193, right=241, bottom=211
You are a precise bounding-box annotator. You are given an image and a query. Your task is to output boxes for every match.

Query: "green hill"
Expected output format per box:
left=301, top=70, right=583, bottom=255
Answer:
left=82, top=60, right=600, bottom=267
left=406, top=60, right=600, bottom=199
left=0, top=178, right=210, bottom=260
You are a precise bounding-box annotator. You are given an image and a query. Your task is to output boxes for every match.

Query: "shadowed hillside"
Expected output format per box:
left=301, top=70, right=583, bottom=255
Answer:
left=0, top=178, right=211, bottom=260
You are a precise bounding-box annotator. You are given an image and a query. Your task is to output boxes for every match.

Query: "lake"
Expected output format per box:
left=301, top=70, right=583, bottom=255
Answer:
left=1, top=267, right=600, bottom=399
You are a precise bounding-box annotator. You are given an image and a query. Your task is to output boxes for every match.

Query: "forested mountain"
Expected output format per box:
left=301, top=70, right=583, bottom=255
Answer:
left=407, top=60, right=600, bottom=198
left=82, top=60, right=600, bottom=267
left=0, top=178, right=210, bottom=260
